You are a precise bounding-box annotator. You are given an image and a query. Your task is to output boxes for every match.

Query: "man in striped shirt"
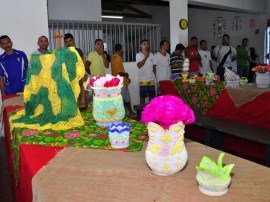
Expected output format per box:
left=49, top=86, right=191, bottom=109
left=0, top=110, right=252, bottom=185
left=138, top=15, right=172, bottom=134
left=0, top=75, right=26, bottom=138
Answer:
left=0, top=35, right=28, bottom=95
left=170, top=43, right=185, bottom=76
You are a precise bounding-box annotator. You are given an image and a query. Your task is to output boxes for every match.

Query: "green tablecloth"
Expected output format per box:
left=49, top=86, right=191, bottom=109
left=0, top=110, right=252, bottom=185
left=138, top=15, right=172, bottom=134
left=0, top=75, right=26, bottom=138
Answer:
left=174, top=79, right=225, bottom=114
left=9, top=105, right=147, bottom=184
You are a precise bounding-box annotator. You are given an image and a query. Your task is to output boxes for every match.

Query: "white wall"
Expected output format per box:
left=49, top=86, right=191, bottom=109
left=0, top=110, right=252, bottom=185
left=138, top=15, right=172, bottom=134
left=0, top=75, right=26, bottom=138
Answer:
left=0, top=0, right=48, bottom=56
left=189, top=8, right=266, bottom=63
left=48, top=0, right=101, bottom=21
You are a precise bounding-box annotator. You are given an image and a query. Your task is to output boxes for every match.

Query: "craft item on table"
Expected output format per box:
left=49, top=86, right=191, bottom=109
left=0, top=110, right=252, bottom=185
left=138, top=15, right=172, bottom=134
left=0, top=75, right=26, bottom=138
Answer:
left=224, top=67, right=240, bottom=87
left=194, top=75, right=206, bottom=82
left=85, top=74, right=125, bottom=126
left=181, top=72, right=189, bottom=82
left=182, top=58, right=190, bottom=72
left=10, top=47, right=85, bottom=131
left=196, top=153, right=235, bottom=196
left=170, top=73, right=180, bottom=80
left=239, top=77, right=248, bottom=86
left=108, top=123, right=130, bottom=149
left=252, top=64, right=270, bottom=88
left=141, top=95, right=195, bottom=176
left=181, top=58, right=190, bottom=82
left=189, top=77, right=196, bottom=84
left=205, top=72, right=215, bottom=85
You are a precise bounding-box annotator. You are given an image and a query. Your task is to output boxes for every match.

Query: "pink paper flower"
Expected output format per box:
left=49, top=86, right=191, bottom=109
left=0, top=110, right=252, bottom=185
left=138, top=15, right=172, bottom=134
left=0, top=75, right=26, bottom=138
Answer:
left=140, top=95, right=195, bottom=129
left=90, top=74, right=123, bottom=87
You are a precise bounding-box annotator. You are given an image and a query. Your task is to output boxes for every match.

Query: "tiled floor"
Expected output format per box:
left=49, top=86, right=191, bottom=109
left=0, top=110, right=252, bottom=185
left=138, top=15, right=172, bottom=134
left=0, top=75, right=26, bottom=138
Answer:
left=0, top=137, right=15, bottom=202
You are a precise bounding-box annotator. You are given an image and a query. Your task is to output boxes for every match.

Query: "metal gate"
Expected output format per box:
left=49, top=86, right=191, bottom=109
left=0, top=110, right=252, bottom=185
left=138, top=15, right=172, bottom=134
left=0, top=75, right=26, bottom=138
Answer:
left=48, top=20, right=161, bottom=62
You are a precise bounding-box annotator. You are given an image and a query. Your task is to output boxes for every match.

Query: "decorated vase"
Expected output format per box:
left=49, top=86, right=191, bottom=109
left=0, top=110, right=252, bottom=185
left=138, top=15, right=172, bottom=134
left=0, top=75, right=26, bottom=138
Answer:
left=91, top=85, right=125, bottom=126
left=145, top=121, right=188, bottom=176
left=108, top=123, right=130, bottom=149
left=256, top=72, right=270, bottom=88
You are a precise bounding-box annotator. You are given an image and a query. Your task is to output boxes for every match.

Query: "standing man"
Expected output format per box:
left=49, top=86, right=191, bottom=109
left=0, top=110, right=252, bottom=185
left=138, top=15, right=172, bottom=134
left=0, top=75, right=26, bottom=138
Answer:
left=85, top=39, right=109, bottom=76
left=185, top=36, right=201, bottom=76
left=153, top=39, right=171, bottom=94
left=237, top=38, right=250, bottom=78
left=32, top=36, right=50, bottom=54
left=213, top=34, right=236, bottom=80
left=170, top=43, right=185, bottom=76
left=198, top=40, right=214, bottom=74
left=111, top=43, right=136, bottom=118
left=64, top=33, right=84, bottom=60
left=136, top=39, right=155, bottom=106
left=0, top=35, right=28, bottom=95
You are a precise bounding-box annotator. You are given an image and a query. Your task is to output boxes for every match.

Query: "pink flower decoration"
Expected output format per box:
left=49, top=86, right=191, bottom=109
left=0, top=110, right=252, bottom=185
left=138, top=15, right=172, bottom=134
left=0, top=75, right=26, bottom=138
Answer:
left=192, top=96, right=197, bottom=104
left=64, top=131, right=82, bottom=139
left=210, top=87, right=216, bottom=96
left=22, top=129, right=39, bottom=136
left=140, top=95, right=195, bottom=129
left=182, top=83, right=188, bottom=90
left=90, top=74, right=123, bottom=87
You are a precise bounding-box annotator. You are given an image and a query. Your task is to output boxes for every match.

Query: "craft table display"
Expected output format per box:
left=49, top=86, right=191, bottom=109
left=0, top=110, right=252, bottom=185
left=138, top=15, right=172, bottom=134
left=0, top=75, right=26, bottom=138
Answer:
left=3, top=95, right=147, bottom=202
left=174, top=79, right=225, bottom=114
left=173, top=80, right=270, bottom=130
left=32, top=141, right=270, bottom=201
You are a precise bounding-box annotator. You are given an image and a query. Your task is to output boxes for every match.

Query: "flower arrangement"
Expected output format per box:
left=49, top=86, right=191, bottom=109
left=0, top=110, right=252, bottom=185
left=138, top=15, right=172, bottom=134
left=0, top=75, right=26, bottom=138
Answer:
left=140, top=95, right=195, bottom=129
left=90, top=74, right=123, bottom=87
left=252, top=64, right=270, bottom=73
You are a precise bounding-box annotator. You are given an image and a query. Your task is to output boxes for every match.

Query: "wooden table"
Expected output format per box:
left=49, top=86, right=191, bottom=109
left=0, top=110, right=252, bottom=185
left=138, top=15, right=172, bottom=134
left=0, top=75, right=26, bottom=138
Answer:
left=32, top=141, right=270, bottom=202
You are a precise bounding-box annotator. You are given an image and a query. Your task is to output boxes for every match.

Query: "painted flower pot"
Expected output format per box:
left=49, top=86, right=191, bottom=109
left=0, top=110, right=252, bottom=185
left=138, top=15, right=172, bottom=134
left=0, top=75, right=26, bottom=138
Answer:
left=91, top=85, right=125, bottom=126
left=108, top=123, right=130, bottom=149
left=145, top=121, right=188, bottom=176
left=256, top=72, right=270, bottom=88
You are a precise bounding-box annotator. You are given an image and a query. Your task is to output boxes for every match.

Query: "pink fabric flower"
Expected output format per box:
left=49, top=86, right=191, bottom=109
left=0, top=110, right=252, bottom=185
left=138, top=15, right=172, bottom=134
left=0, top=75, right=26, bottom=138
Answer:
left=64, top=131, right=81, bottom=139
left=22, top=129, right=39, bottom=136
left=192, top=96, right=197, bottom=104
left=182, top=83, right=188, bottom=90
left=140, top=95, right=195, bottom=129
left=210, top=87, right=216, bottom=96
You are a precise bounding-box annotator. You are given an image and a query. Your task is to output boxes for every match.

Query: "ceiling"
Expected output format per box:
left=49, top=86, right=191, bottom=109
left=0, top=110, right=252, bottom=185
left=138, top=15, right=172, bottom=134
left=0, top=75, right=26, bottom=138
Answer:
left=101, top=0, right=169, bottom=19
left=101, top=0, right=258, bottom=19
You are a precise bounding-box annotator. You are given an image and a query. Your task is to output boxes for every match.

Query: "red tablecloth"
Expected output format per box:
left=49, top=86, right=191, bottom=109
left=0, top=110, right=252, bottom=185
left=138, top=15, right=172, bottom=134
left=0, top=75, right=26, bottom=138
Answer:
left=17, top=145, right=63, bottom=202
left=206, top=89, right=270, bottom=130
left=2, top=95, right=64, bottom=202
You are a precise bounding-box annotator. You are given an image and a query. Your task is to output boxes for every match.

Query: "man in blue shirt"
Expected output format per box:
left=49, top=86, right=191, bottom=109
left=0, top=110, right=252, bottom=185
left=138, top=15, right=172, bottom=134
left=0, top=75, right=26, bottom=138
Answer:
left=0, top=35, right=28, bottom=95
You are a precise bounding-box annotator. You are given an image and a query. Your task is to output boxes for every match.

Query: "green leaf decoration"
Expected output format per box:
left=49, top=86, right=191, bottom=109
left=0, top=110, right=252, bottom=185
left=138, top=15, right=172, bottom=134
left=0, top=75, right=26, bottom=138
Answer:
left=196, top=152, right=235, bottom=180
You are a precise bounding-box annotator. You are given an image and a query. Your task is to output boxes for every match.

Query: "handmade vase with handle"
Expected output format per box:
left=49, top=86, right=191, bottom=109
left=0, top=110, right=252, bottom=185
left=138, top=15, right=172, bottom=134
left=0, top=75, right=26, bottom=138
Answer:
left=145, top=121, right=188, bottom=176
left=91, top=85, right=125, bottom=126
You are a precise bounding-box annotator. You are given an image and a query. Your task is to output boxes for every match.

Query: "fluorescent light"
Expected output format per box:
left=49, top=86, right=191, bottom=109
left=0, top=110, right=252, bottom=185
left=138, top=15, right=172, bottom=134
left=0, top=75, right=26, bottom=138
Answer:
left=102, top=15, right=123, bottom=19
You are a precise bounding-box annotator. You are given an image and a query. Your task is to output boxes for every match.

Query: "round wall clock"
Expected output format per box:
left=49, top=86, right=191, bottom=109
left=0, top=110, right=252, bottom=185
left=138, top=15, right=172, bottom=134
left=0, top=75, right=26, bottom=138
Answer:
left=179, top=19, right=188, bottom=30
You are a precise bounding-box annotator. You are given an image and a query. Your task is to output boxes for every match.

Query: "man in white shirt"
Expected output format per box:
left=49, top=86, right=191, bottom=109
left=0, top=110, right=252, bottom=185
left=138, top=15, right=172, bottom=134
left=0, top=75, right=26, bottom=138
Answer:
left=153, top=40, right=171, bottom=94
left=213, top=34, right=236, bottom=80
left=136, top=39, right=155, bottom=106
left=198, top=40, right=213, bottom=74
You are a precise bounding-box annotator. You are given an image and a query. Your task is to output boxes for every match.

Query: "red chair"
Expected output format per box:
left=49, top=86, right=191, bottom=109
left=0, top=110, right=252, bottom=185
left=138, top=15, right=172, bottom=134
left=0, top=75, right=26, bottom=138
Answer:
left=159, top=80, right=181, bottom=97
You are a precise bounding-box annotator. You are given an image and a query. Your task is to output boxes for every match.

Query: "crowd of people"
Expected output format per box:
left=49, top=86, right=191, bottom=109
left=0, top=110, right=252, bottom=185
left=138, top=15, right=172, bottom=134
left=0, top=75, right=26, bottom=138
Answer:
left=0, top=33, right=259, bottom=117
